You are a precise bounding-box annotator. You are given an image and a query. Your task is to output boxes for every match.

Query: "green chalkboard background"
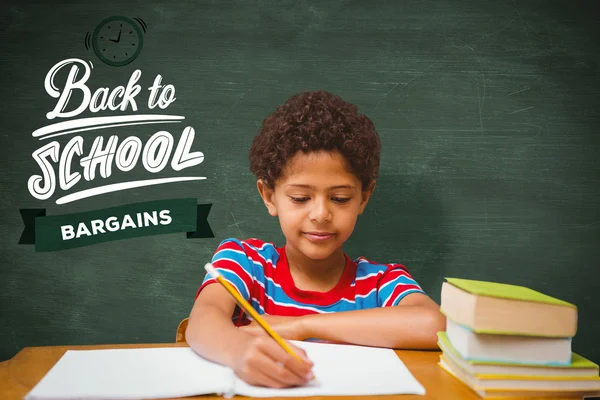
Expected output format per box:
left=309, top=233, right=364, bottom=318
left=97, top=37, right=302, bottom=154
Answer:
left=1, top=0, right=599, bottom=366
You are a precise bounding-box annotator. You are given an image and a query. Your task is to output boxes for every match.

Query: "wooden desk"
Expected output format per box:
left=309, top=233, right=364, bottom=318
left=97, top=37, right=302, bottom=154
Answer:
left=0, top=342, right=590, bottom=400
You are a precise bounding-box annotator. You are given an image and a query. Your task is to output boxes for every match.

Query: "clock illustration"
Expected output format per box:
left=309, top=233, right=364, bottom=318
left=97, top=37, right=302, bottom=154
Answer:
left=91, top=16, right=144, bottom=67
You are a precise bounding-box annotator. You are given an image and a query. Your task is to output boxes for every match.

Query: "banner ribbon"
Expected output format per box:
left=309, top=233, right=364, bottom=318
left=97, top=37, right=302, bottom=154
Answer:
left=19, top=198, right=214, bottom=252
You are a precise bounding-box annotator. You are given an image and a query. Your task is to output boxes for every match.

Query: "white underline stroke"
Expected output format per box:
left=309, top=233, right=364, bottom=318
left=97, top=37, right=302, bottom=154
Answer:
left=40, top=120, right=183, bottom=140
left=55, top=177, right=206, bottom=204
left=32, top=115, right=185, bottom=139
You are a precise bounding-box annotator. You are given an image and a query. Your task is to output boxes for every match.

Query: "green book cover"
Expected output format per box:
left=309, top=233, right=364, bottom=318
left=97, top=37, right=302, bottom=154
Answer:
left=445, top=277, right=577, bottom=308
left=437, top=332, right=597, bottom=369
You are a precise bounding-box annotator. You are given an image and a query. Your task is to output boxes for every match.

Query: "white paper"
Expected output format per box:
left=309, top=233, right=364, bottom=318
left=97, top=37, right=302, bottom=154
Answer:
left=25, top=347, right=233, bottom=400
left=234, top=341, right=426, bottom=397
left=25, top=342, right=425, bottom=399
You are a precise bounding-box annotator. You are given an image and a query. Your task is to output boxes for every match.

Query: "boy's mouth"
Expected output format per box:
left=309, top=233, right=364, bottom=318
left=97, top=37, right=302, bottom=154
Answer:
left=303, top=231, right=335, bottom=241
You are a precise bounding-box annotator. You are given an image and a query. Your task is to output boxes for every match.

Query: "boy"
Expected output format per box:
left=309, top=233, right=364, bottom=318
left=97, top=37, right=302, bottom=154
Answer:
left=186, top=90, right=445, bottom=388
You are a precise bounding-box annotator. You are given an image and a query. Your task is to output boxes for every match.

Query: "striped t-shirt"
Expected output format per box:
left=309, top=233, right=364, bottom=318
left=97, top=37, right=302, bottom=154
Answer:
left=197, top=238, right=425, bottom=326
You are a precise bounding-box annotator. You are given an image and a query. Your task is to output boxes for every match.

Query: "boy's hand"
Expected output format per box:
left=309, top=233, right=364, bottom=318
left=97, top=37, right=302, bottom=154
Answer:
left=240, top=315, right=307, bottom=341
left=231, top=335, right=314, bottom=388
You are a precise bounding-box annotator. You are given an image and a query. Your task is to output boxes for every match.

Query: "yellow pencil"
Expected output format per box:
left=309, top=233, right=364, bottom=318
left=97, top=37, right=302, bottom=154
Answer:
left=204, top=263, right=307, bottom=364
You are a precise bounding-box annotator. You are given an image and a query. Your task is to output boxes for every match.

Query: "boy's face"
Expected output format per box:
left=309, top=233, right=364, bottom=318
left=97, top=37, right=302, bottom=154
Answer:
left=258, top=150, right=375, bottom=261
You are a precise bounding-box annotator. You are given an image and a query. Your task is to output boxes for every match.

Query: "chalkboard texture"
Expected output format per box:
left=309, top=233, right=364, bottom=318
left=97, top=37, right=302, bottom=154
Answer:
left=1, top=0, right=599, bottom=365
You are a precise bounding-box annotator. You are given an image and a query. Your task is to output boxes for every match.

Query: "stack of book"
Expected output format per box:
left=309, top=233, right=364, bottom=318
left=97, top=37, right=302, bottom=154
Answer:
left=438, top=277, right=600, bottom=398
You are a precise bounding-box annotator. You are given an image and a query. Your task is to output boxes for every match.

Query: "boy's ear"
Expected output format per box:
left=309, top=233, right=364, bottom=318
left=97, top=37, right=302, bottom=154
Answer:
left=358, top=180, right=376, bottom=214
left=257, top=179, right=278, bottom=216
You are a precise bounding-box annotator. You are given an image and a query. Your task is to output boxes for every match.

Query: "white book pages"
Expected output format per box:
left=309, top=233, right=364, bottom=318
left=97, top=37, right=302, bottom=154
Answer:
left=25, top=341, right=426, bottom=399
left=25, top=347, right=233, bottom=400
left=234, top=341, right=426, bottom=397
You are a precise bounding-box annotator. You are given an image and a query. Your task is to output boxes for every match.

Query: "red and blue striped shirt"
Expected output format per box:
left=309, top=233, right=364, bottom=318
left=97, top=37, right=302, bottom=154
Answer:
left=197, top=238, right=425, bottom=326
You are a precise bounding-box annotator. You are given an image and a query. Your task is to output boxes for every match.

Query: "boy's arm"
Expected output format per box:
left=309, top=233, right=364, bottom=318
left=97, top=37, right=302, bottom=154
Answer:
left=241, top=293, right=446, bottom=349
left=301, top=293, right=445, bottom=349
left=186, top=283, right=315, bottom=388
left=186, top=283, right=250, bottom=367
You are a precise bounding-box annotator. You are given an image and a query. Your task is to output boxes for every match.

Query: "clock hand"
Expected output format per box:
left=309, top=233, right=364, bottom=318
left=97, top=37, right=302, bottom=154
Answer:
left=109, top=29, right=122, bottom=43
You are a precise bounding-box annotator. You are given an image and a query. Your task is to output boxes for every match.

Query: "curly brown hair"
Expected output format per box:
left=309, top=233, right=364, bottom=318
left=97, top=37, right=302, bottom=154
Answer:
left=249, top=90, right=381, bottom=190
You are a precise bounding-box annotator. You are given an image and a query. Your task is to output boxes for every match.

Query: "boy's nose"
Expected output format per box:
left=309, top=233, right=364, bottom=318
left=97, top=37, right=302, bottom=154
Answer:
left=309, top=199, right=332, bottom=223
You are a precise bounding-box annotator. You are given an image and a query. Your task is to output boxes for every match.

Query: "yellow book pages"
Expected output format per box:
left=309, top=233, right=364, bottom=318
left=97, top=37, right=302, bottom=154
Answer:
left=477, top=373, right=600, bottom=381
left=441, top=355, right=600, bottom=383
left=439, top=309, right=575, bottom=337
left=445, top=277, right=576, bottom=308
left=437, top=332, right=599, bottom=369
left=439, top=358, right=600, bottom=398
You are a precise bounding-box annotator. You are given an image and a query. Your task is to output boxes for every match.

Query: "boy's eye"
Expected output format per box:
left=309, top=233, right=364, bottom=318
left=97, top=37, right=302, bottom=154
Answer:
left=290, top=196, right=310, bottom=203
left=288, top=196, right=351, bottom=204
left=332, top=197, right=351, bottom=203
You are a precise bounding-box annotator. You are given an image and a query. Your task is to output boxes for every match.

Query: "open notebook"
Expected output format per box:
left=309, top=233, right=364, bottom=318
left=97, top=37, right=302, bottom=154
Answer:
left=25, top=341, right=426, bottom=399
